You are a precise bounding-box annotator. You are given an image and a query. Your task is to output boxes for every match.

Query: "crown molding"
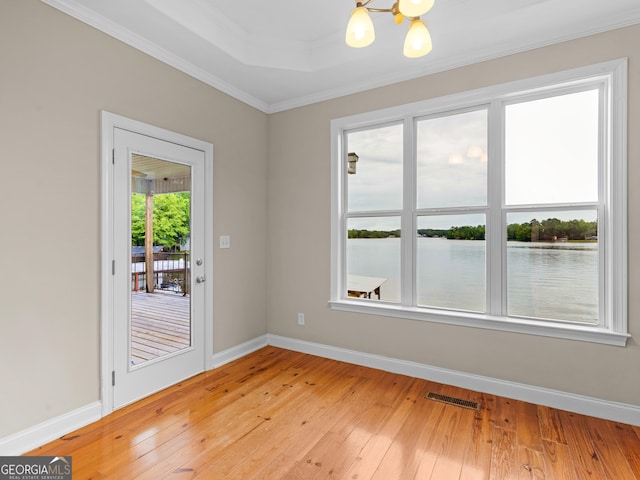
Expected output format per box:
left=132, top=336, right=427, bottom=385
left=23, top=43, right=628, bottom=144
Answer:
left=39, top=0, right=640, bottom=114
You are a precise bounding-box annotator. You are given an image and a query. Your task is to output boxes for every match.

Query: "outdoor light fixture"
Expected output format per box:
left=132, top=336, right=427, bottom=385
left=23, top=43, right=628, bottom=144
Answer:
left=347, top=152, right=359, bottom=174
left=345, top=0, right=434, bottom=58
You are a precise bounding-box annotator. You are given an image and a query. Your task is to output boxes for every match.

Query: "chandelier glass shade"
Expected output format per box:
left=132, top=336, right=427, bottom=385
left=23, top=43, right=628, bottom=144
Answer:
left=403, top=18, right=432, bottom=57
left=345, top=6, right=376, bottom=48
left=345, top=0, right=435, bottom=58
left=398, top=0, right=434, bottom=18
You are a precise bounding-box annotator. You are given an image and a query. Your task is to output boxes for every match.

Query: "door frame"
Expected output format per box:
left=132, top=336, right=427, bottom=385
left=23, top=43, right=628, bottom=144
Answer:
left=100, top=111, right=214, bottom=415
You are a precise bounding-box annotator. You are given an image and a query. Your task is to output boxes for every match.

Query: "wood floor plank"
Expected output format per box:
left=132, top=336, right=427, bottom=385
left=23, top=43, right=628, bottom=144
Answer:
left=516, top=401, right=544, bottom=452
left=418, top=386, right=477, bottom=480
left=489, top=425, right=519, bottom=480
left=583, top=415, right=637, bottom=480
left=232, top=372, right=376, bottom=479
left=187, top=358, right=361, bottom=479
left=137, top=354, right=332, bottom=479
left=518, top=446, right=547, bottom=480
left=25, top=347, right=640, bottom=480
left=369, top=385, right=447, bottom=480
left=558, top=410, right=606, bottom=479
left=301, top=374, right=412, bottom=480
left=341, top=378, right=424, bottom=480
left=538, top=405, right=568, bottom=445
left=612, top=422, right=640, bottom=478
left=495, top=395, right=519, bottom=430
left=460, top=392, right=494, bottom=480
left=280, top=373, right=392, bottom=479
left=542, top=440, right=577, bottom=480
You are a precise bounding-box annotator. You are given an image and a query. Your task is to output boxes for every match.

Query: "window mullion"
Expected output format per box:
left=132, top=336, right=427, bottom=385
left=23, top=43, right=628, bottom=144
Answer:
left=402, top=116, right=416, bottom=307
left=487, top=100, right=504, bottom=316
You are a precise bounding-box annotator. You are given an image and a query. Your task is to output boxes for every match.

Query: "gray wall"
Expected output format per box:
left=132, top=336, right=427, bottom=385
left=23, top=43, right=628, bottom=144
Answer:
left=0, top=0, right=268, bottom=437
left=266, top=25, right=640, bottom=407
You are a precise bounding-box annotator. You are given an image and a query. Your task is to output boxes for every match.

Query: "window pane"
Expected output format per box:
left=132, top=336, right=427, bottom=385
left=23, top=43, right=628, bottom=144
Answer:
left=417, top=214, right=486, bottom=312
left=347, top=217, right=400, bottom=302
left=506, top=210, right=598, bottom=323
left=505, top=89, right=599, bottom=205
left=417, top=109, right=488, bottom=208
left=347, top=124, right=403, bottom=212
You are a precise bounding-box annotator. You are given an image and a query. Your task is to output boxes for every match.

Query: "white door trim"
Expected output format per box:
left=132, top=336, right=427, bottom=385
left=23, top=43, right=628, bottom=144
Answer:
left=100, top=111, right=214, bottom=415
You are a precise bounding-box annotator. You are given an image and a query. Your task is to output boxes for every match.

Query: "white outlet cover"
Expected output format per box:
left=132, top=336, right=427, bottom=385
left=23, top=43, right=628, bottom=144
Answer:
left=220, top=235, right=230, bottom=249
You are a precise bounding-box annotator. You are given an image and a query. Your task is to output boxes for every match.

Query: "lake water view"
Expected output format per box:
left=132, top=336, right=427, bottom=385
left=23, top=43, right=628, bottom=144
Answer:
left=347, top=237, right=598, bottom=323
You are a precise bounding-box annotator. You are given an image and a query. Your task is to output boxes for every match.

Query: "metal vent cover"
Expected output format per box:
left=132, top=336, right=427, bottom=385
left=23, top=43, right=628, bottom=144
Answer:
left=426, top=392, right=480, bottom=411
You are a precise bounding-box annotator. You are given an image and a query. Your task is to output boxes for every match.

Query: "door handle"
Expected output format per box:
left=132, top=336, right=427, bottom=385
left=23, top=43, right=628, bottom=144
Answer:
left=196, top=275, right=206, bottom=283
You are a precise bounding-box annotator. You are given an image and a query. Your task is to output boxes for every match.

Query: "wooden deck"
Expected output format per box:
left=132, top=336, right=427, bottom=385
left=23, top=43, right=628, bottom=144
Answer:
left=131, top=291, right=190, bottom=365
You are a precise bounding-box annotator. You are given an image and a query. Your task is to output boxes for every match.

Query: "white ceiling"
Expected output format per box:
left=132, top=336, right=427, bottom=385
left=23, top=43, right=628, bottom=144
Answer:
left=41, top=0, right=640, bottom=113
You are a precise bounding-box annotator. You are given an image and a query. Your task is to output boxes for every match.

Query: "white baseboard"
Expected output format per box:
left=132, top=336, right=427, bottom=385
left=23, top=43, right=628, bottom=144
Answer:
left=5, top=332, right=637, bottom=456
left=0, top=401, right=102, bottom=456
left=208, top=334, right=268, bottom=370
left=267, top=334, right=640, bottom=426
left=0, top=335, right=269, bottom=456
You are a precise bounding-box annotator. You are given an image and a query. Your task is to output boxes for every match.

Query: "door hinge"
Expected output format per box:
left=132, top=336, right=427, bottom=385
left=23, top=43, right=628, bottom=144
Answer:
left=112, top=149, right=115, bottom=164
left=112, top=260, right=115, bottom=275
left=112, top=370, right=115, bottom=386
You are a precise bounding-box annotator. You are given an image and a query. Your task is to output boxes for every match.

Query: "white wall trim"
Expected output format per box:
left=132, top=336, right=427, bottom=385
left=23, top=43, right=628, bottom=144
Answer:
left=267, top=334, right=640, bottom=427
left=208, top=334, right=269, bottom=370
left=0, top=402, right=102, bottom=456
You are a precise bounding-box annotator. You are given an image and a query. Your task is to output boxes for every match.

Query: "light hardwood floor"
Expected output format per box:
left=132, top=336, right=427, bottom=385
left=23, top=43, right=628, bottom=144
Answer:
left=28, top=347, right=640, bottom=479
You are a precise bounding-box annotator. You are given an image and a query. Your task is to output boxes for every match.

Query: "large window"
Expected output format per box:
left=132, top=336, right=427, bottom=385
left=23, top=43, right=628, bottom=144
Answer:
left=330, top=60, right=628, bottom=346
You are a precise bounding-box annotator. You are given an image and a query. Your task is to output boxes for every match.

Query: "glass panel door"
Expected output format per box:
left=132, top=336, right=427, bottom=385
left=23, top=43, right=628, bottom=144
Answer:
left=113, top=126, right=206, bottom=409
left=130, top=155, right=192, bottom=366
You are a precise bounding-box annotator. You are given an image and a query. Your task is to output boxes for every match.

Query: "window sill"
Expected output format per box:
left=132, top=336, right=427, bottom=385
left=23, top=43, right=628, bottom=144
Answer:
left=328, top=299, right=630, bottom=347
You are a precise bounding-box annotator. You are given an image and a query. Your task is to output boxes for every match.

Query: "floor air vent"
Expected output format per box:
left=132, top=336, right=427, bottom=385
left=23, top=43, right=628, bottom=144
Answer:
left=426, top=392, right=480, bottom=411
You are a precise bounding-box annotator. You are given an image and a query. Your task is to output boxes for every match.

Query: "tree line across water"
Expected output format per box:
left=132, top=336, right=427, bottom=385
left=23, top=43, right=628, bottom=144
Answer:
left=348, top=218, right=597, bottom=242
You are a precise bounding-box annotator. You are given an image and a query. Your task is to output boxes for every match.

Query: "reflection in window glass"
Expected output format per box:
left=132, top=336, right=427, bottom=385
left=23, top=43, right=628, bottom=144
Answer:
left=417, top=109, right=488, bottom=208
left=417, top=214, right=486, bottom=312
left=506, top=210, right=598, bottom=323
left=505, top=89, right=599, bottom=205
left=347, top=124, right=403, bottom=212
left=347, top=217, right=400, bottom=303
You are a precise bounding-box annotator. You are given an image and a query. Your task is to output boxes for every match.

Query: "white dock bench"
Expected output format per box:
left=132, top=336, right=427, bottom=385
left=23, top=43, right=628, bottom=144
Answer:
left=347, top=274, right=386, bottom=299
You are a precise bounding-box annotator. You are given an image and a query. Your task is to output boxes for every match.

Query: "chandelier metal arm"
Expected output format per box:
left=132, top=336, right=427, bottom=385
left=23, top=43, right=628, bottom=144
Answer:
left=366, top=7, right=395, bottom=13
left=356, top=0, right=398, bottom=15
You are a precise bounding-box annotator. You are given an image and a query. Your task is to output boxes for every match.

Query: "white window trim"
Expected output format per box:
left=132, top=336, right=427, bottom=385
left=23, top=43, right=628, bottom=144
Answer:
left=330, top=59, right=629, bottom=347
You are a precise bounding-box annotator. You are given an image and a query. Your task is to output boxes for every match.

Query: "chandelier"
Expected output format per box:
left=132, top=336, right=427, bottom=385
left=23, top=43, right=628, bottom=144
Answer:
left=345, top=0, right=434, bottom=58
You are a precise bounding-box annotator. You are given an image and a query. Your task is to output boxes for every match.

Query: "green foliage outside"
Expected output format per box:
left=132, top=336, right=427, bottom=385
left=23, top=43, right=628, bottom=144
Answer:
left=349, top=218, right=597, bottom=241
left=348, top=229, right=401, bottom=239
left=131, top=193, right=191, bottom=249
left=505, top=218, right=597, bottom=242
left=445, top=225, right=485, bottom=240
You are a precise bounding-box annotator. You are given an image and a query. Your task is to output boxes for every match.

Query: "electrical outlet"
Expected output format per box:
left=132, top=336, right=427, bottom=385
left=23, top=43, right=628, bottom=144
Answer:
left=297, top=313, right=305, bottom=325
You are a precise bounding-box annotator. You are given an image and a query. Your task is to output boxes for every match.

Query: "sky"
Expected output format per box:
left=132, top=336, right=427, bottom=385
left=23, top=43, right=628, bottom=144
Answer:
left=346, top=88, right=599, bottom=231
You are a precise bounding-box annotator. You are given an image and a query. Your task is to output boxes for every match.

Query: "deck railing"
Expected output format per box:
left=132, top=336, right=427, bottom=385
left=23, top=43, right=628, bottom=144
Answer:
left=131, top=251, right=190, bottom=295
